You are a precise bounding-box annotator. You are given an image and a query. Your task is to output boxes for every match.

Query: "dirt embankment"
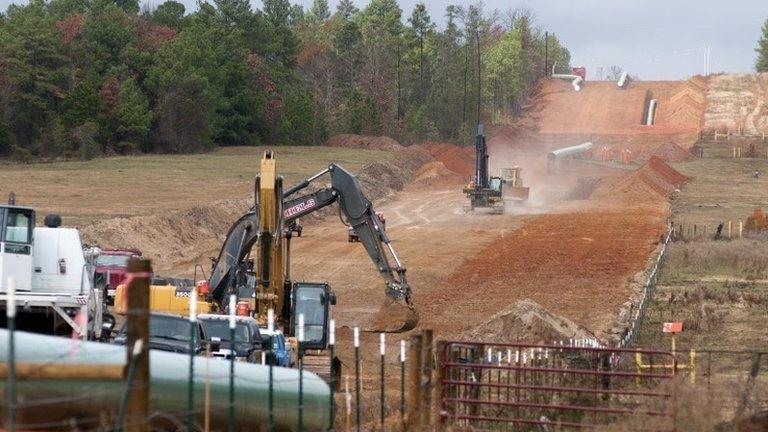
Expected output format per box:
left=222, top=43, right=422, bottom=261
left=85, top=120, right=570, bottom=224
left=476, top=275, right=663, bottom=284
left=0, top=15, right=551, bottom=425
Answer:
left=704, top=73, right=768, bottom=134
left=326, top=134, right=403, bottom=151
left=594, top=155, right=690, bottom=201
left=82, top=143, right=434, bottom=275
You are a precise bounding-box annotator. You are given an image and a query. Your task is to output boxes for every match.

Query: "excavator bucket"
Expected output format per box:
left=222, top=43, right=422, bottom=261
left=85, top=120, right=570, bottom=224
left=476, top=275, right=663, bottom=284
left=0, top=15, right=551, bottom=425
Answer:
left=367, top=297, right=419, bottom=333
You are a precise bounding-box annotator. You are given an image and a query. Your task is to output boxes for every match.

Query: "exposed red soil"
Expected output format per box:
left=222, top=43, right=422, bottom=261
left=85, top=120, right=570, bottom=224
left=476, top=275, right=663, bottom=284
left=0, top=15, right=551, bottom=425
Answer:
left=649, top=141, right=695, bottom=162
left=421, top=141, right=475, bottom=178
left=419, top=210, right=667, bottom=338
left=596, top=156, right=690, bottom=201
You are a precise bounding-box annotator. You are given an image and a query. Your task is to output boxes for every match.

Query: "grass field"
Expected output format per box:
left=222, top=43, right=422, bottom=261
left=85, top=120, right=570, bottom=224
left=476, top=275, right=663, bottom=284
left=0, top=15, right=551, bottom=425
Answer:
left=670, top=156, right=768, bottom=229
left=0, top=146, right=391, bottom=226
left=635, top=154, right=768, bottom=428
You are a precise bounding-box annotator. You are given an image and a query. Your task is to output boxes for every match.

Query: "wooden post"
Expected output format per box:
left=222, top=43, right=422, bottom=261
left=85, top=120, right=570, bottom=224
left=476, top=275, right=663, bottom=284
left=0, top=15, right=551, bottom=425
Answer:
left=420, top=330, right=434, bottom=428
left=728, top=221, right=732, bottom=239
left=434, top=341, right=446, bottom=428
left=739, top=221, right=743, bottom=238
left=126, top=257, right=151, bottom=432
left=406, top=334, right=423, bottom=430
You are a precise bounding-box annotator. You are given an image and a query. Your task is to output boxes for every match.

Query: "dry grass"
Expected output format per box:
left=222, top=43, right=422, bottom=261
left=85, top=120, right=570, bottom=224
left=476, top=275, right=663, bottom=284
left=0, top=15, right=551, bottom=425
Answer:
left=0, top=146, right=391, bottom=226
left=670, top=156, right=768, bottom=228
left=664, top=236, right=768, bottom=280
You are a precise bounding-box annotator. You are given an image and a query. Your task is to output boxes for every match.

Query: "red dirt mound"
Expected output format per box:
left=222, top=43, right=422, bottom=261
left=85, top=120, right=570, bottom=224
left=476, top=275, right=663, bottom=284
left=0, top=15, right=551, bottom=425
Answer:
left=421, top=142, right=475, bottom=178
left=649, top=141, right=695, bottom=162
left=326, top=134, right=402, bottom=151
left=600, top=156, right=690, bottom=201
left=413, top=161, right=462, bottom=185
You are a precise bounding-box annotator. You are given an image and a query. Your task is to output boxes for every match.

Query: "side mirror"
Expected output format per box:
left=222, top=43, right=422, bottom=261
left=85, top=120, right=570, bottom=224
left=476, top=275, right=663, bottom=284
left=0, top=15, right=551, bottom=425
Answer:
left=210, top=337, right=222, bottom=353
left=261, top=335, right=272, bottom=351
left=329, top=292, right=337, bottom=306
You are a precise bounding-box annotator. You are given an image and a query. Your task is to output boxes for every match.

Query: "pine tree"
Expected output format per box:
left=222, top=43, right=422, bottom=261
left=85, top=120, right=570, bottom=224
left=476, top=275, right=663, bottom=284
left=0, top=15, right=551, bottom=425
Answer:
left=757, top=18, right=768, bottom=72
left=308, top=0, right=329, bottom=23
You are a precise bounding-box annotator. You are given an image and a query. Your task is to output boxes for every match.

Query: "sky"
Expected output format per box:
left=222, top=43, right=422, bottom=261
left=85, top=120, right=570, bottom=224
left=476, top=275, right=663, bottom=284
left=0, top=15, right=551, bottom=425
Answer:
left=286, top=0, right=768, bottom=80
left=3, top=0, right=766, bottom=80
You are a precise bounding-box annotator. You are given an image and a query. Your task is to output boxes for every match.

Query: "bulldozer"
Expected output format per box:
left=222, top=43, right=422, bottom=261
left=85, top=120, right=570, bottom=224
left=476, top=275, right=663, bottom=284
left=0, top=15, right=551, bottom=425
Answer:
left=116, top=151, right=417, bottom=381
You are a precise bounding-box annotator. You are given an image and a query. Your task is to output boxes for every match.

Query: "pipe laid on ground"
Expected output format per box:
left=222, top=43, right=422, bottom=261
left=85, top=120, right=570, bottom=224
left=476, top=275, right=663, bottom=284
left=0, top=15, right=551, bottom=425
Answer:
left=646, top=99, right=657, bottom=125
left=552, top=74, right=583, bottom=92
left=617, top=71, right=630, bottom=89
left=547, top=142, right=594, bottom=161
left=0, top=329, right=331, bottom=431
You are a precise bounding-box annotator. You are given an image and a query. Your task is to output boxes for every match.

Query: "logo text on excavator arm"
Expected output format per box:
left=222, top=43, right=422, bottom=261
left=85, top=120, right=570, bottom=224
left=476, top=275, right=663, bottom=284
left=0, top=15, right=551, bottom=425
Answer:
left=284, top=199, right=316, bottom=218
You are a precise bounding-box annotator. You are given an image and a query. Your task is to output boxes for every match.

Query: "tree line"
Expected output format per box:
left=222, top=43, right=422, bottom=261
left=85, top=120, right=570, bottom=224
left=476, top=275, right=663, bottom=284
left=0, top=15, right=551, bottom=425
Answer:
left=0, top=0, right=570, bottom=160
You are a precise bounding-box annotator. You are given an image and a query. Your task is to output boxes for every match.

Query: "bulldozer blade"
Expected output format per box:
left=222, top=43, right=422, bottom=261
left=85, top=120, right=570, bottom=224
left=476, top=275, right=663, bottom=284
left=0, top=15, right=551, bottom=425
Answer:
left=506, top=186, right=530, bottom=201
left=366, top=297, right=419, bottom=333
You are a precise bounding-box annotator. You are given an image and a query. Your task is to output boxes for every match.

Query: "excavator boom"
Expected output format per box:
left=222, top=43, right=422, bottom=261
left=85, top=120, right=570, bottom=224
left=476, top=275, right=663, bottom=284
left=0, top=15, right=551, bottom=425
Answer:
left=283, top=164, right=417, bottom=332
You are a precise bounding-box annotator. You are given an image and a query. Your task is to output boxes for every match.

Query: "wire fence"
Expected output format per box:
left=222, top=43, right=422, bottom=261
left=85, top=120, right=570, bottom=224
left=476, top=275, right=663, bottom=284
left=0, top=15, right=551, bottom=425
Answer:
left=616, top=224, right=672, bottom=350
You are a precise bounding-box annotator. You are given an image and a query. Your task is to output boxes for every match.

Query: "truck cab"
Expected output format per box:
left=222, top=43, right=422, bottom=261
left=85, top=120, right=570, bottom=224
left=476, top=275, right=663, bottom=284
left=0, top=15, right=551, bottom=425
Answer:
left=95, top=248, right=142, bottom=304
left=0, top=205, right=35, bottom=292
left=0, top=199, right=103, bottom=338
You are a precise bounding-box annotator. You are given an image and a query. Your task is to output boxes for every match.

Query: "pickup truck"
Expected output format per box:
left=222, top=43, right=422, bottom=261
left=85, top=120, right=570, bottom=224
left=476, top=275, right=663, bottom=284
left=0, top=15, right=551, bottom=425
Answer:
left=198, top=314, right=268, bottom=363
left=114, top=312, right=206, bottom=355
left=260, top=328, right=294, bottom=367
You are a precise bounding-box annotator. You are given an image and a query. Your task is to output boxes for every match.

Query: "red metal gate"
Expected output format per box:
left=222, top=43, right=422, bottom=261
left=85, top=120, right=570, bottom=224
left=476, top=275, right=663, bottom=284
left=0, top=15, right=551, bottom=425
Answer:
left=439, top=341, right=677, bottom=430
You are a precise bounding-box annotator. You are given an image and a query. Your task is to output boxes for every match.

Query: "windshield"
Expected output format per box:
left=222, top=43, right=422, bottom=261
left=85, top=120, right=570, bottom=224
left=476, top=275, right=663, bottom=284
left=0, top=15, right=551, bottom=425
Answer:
left=489, top=177, right=502, bottom=192
left=201, top=319, right=251, bottom=342
left=150, top=315, right=201, bottom=342
left=294, top=285, right=326, bottom=345
left=4, top=208, right=33, bottom=244
left=97, top=254, right=131, bottom=267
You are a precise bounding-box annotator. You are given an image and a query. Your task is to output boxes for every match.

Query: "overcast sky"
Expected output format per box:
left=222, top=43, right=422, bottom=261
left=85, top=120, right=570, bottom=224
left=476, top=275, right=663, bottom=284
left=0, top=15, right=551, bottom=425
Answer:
left=3, top=0, right=765, bottom=79
left=285, top=0, right=768, bottom=80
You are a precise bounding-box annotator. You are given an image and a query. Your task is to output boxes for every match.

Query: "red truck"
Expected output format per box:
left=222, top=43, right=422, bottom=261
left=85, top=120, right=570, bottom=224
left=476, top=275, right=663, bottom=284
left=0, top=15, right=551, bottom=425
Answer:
left=95, top=248, right=142, bottom=304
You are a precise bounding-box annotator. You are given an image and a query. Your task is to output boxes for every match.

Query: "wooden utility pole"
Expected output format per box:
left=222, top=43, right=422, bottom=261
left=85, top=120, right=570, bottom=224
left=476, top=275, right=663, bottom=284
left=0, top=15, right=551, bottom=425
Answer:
left=406, top=334, right=422, bottom=430
left=420, top=330, right=434, bottom=428
left=126, top=257, right=151, bottom=432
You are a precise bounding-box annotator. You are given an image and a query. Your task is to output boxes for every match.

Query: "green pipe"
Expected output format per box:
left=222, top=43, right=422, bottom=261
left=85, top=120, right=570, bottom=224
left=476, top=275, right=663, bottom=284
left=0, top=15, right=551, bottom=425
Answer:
left=0, top=330, right=330, bottom=431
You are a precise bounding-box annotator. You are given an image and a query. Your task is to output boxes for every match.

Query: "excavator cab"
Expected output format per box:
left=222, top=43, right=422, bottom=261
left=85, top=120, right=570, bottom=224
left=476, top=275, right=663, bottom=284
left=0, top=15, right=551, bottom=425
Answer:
left=290, top=282, right=336, bottom=350
left=488, top=176, right=504, bottom=194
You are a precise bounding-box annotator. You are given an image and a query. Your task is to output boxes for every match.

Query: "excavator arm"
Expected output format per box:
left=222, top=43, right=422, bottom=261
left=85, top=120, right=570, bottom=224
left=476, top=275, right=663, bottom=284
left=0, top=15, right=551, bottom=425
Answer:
left=206, top=209, right=260, bottom=303
left=282, top=164, right=412, bottom=305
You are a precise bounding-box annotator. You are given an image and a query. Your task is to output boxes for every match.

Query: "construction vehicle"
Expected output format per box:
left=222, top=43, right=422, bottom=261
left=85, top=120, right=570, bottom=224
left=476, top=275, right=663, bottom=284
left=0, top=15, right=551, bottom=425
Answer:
left=0, top=194, right=110, bottom=339
left=501, top=167, right=530, bottom=203
left=461, top=31, right=528, bottom=213
left=115, top=151, right=416, bottom=382
left=463, top=124, right=507, bottom=214
left=94, top=247, right=141, bottom=305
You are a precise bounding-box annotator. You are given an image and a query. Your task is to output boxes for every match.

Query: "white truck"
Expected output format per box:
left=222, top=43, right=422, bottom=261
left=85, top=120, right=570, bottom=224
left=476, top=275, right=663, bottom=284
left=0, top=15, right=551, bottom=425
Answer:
left=0, top=198, right=108, bottom=339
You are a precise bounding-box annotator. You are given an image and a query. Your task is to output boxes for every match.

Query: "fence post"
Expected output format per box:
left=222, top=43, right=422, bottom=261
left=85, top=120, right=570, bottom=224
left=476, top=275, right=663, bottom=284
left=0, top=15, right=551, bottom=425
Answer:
left=406, top=334, right=423, bottom=430
left=739, top=221, right=743, bottom=238
left=188, top=285, right=198, bottom=432
left=380, top=333, right=385, bottom=431
left=126, top=258, right=151, bottom=432
left=435, top=341, right=447, bottom=427
left=400, top=340, right=406, bottom=431
left=354, top=327, right=361, bottom=432
left=6, top=278, right=16, bottom=432
left=228, top=294, right=236, bottom=432
left=421, top=329, right=434, bottom=428
left=328, top=320, right=335, bottom=432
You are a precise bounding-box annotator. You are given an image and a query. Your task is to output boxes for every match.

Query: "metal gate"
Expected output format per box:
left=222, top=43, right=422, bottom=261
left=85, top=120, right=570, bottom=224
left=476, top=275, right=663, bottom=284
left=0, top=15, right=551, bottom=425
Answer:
left=439, top=341, right=677, bottom=430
